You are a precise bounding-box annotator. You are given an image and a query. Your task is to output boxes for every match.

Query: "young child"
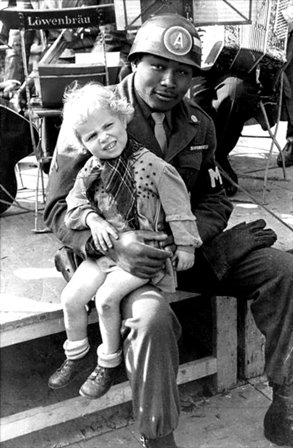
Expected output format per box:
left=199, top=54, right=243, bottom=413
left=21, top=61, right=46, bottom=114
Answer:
left=48, top=82, right=203, bottom=400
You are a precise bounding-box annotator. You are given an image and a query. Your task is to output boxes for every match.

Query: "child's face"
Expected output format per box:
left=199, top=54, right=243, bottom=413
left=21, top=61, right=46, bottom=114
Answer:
left=77, top=107, right=128, bottom=160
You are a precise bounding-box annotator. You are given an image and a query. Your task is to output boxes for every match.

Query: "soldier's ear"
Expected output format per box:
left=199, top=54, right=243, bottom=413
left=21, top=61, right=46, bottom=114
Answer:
left=131, top=61, right=137, bottom=73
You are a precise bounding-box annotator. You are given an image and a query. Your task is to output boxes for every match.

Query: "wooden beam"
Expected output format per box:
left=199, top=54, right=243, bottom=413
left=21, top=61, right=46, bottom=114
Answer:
left=0, top=357, right=217, bottom=442
left=212, top=296, right=238, bottom=391
left=0, top=291, right=200, bottom=347
left=0, top=311, right=98, bottom=348
left=238, top=301, right=265, bottom=379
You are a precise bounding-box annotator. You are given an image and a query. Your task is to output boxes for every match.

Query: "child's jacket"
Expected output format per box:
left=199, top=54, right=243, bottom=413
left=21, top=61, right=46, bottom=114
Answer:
left=65, top=145, right=202, bottom=292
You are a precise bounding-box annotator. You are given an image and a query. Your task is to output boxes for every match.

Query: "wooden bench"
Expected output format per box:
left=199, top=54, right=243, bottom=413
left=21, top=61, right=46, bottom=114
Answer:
left=0, top=288, right=238, bottom=442
left=0, top=211, right=266, bottom=442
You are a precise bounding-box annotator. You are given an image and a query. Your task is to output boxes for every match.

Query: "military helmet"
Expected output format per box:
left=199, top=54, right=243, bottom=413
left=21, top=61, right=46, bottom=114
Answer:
left=128, top=13, right=202, bottom=70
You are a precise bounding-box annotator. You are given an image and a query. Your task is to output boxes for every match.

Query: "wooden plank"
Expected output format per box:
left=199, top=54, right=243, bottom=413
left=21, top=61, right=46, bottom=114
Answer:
left=0, top=291, right=200, bottom=347
left=0, top=357, right=217, bottom=442
left=177, top=356, right=217, bottom=383
left=1, top=309, right=63, bottom=332
left=0, top=310, right=98, bottom=348
left=0, top=313, right=65, bottom=347
left=238, top=301, right=265, bottom=379
left=212, top=296, right=238, bottom=392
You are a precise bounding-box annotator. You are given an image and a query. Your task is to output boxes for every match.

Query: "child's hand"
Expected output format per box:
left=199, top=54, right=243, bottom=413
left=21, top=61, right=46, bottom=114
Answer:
left=175, top=249, right=195, bottom=271
left=86, top=212, right=119, bottom=252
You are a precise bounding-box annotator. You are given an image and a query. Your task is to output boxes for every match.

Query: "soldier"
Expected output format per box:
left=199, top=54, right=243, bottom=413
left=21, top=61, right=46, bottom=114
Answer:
left=44, top=14, right=293, bottom=448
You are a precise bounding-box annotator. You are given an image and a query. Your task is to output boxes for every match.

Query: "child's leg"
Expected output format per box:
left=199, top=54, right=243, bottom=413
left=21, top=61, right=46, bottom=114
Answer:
left=79, top=271, right=148, bottom=399
left=48, top=259, right=107, bottom=390
left=61, top=258, right=106, bottom=357
left=95, top=270, right=148, bottom=364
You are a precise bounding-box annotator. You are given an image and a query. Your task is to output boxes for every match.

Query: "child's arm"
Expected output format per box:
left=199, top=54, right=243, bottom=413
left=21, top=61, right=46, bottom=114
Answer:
left=157, top=163, right=203, bottom=249
left=64, top=160, right=119, bottom=252
left=64, top=160, right=98, bottom=230
left=174, top=246, right=195, bottom=271
left=86, top=212, right=119, bottom=253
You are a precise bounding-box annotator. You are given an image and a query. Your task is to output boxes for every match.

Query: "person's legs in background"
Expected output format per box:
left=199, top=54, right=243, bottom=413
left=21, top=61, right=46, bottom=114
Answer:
left=277, top=30, right=293, bottom=167
left=277, top=121, right=293, bottom=167
left=39, top=115, right=62, bottom=174
left=191, top=74, right=260, bottom=196
left=213, top=75, right=262, bottom=195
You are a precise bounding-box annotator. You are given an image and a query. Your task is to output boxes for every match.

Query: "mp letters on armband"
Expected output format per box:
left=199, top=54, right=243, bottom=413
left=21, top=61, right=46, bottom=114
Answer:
left=208, top=166, right=223, bottom=189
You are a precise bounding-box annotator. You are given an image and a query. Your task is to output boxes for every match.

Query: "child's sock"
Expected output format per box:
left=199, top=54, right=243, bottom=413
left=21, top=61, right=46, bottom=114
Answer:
left=97, top=344, right=122, bottom=368
left=63, top=337, right=90, bottom=360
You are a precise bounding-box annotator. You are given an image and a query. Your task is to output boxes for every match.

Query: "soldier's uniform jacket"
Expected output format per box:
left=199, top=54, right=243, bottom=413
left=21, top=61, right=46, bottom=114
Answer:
left=44, top=73, right=233, bottom=257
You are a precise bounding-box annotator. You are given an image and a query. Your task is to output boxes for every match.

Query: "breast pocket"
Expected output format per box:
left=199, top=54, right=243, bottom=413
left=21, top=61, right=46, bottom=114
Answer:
left=175, top=149, right=202, bottom=192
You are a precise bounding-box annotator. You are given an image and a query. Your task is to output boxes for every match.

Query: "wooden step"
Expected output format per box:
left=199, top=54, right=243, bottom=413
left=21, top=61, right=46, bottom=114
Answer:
left=0, top=357, right=217, bottom=442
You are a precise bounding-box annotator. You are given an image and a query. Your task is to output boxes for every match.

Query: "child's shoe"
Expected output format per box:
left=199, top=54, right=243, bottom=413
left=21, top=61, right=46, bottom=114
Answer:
left=79, top=364, right=121, bottom=399
left=48, top=352, right=92, bottom=389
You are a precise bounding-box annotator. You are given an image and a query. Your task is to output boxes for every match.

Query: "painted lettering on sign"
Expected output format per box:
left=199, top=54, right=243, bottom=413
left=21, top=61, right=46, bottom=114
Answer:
left=27, top=14, right=92, bottom=28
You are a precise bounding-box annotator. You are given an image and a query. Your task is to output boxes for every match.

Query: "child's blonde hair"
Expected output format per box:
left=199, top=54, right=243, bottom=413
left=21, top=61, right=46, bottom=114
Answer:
left=62, top=82, right=134, bottom=142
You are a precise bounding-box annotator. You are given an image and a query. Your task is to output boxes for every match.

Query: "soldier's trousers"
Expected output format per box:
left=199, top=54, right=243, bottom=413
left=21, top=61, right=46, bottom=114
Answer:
left=120, top=247, right=293, bottom=439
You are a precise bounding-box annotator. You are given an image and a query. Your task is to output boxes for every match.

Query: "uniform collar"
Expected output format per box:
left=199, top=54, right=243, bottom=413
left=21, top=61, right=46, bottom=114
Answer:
left=164, top=100, right=200, bottom=162
left=117, top=74, right=200, bottom=160
left=135, top=93, right=173, bottom=129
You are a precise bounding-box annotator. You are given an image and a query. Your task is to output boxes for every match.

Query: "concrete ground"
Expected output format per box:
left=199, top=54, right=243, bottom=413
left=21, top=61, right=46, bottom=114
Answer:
left=66, top=378, right=275, bottom=448
left=0, top=121, right=292, bottom=447
left=0, top=379, right=279, bottom=448
left=227, top=122, right=293, bottom=251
